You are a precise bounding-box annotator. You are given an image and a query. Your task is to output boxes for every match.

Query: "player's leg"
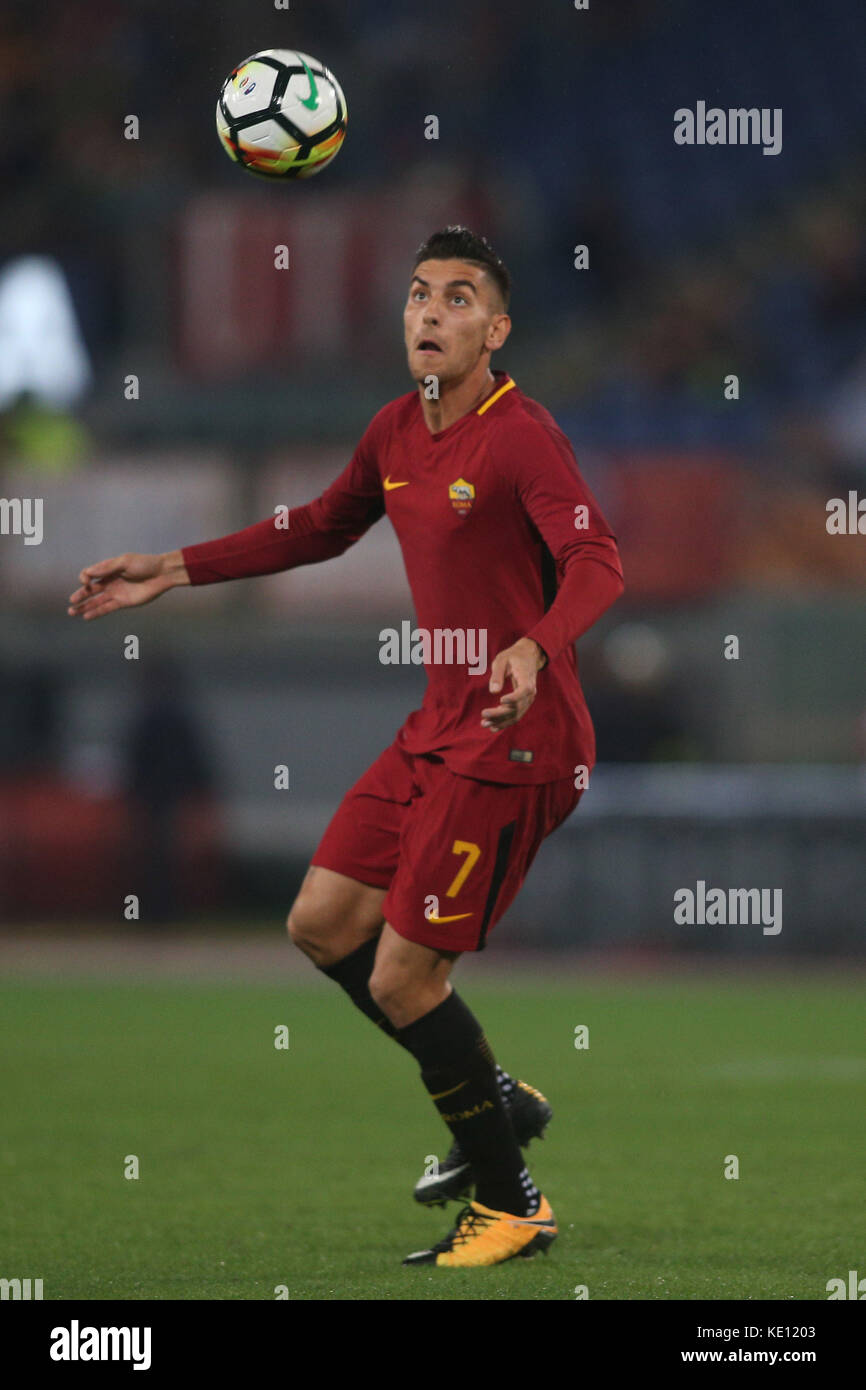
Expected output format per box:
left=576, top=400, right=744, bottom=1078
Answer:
left=288, top=857, right=542, bottom=1217
left=369, top=924, right=539, bottom=1213
left=287, top=864, right=406, bottom=1037
left=367, top=761, right=581, bottom=1263
left=287, top=864, right=384, bottom=968
left=287, top=743, right=411, bottom=1036
left=369, top=922, right=555, bottom=1266
left=286, top=742, right=544, bottom=1252
left=286, top=746, right=525, bottom=1114
left=287, top=863, right=538, bottom=1132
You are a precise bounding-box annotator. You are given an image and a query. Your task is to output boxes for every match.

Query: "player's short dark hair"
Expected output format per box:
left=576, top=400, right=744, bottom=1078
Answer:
left=412, top=226, right=511, bottom=311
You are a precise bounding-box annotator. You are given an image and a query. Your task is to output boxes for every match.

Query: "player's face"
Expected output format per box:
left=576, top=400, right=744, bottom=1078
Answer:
left=404, top=259, right=505, bottom=384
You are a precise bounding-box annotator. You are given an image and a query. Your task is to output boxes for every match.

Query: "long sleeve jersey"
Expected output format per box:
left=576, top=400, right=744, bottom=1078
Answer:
left=181, top=369, right=624, bottom=783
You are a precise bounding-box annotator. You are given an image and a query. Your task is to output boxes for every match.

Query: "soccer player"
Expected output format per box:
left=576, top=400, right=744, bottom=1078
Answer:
left=68, top=227, right=624, bottom=1268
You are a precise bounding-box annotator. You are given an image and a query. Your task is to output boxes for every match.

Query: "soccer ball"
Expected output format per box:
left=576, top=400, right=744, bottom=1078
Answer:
left=215, top=49, right=347, bottom=179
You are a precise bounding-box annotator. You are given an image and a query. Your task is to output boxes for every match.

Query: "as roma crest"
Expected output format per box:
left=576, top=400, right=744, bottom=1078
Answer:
left=448, top=477, right=475, bottom=518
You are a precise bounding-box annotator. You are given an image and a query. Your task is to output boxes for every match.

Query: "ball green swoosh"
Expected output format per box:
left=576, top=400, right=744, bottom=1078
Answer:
left=298, top=56, right=320, bottom=110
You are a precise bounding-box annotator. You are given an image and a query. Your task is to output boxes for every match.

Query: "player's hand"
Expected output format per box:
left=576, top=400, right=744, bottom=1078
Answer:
left=482, top=638, right=547, bottom=731
left=67, top=551, right=185, bottom=621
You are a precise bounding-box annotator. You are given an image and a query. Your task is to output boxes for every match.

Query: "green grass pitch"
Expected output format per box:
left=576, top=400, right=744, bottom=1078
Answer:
left=1, top=972, right=863, bottom=1300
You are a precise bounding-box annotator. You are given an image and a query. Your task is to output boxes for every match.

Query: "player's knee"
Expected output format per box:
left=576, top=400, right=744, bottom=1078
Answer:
left=287, top=891, right=374, bottom=968
left=286, top=896, right=326, bottom=959
left=368, top=960, right=412, bottom=1013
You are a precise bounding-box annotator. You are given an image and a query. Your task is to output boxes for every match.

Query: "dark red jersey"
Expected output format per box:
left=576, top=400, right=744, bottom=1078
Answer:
left=182, top=369, right=624, bottom=783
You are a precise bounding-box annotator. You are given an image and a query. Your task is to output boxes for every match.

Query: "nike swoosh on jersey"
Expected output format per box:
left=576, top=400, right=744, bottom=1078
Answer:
left=383, top=475, right=410, bottom=490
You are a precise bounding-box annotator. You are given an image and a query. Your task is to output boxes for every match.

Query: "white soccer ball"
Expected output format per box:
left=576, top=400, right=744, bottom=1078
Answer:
left=216, top=49, right=347, bottom=179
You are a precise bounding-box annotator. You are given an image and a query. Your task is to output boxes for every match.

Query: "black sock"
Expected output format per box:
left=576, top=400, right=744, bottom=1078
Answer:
left=319, top=936, right=400, bottom=1040
left=319, top=944, right=521, bottom=1110
left=397, top=991, right=539, bottom=1216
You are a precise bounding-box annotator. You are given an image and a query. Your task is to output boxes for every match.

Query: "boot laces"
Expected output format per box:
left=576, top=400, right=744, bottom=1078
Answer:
left=431, top=1205, right=494, bottom=1253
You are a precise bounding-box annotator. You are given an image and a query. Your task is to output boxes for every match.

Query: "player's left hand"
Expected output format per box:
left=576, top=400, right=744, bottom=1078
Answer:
left=482, top=638, right=547, bottom=730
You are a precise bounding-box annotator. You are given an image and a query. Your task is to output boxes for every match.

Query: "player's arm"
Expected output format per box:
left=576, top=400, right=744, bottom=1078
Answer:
left=68, top=418, right=386, bottom=621
left=68, top=549, right=190, bottom=621
left=482, top=423, right=624, bottom=729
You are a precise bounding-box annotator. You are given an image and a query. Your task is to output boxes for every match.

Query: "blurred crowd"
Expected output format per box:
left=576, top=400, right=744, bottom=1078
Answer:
left=2, top=0, right=865, bottom=453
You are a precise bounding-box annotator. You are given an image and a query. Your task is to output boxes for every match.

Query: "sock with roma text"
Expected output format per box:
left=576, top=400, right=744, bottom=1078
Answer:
left=397, top=990, right=539, bottom=1216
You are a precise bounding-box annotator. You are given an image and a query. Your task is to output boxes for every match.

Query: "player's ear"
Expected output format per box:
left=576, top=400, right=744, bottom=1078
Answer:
left=488, top=314, right=511, bottom=350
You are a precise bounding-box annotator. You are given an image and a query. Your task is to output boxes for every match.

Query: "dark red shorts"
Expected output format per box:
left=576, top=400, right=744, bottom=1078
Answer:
left=311, top=740, right=582, bottom=952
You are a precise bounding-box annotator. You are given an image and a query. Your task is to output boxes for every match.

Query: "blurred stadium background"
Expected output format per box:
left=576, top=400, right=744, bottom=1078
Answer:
left=2, top=0, right=866, bottom=953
